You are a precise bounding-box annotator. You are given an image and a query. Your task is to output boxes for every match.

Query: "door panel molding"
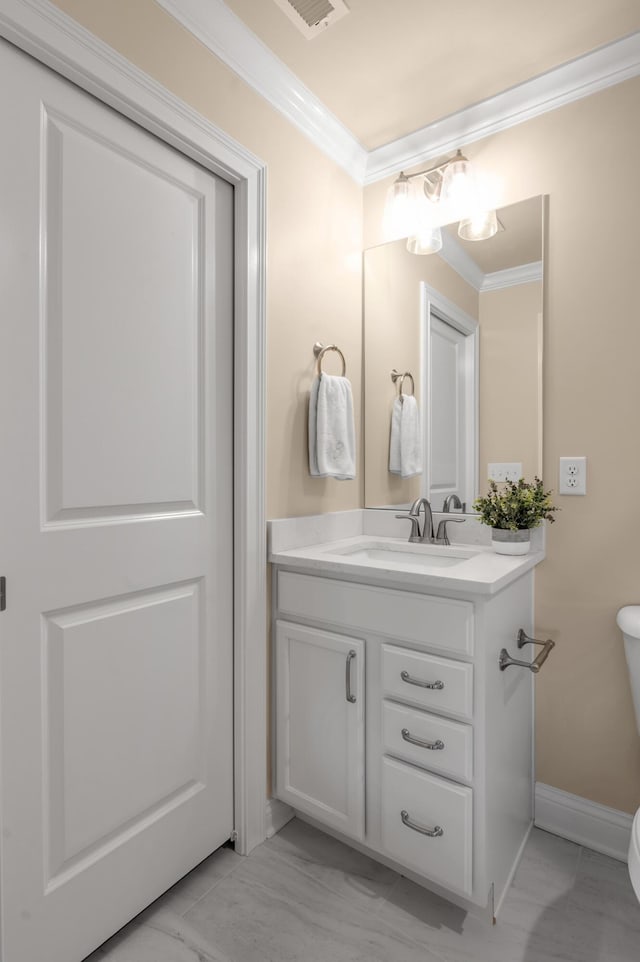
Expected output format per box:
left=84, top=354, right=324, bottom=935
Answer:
left=0, top=0, right=267, bottom=857
left=43, top=580, right=205, bottom=881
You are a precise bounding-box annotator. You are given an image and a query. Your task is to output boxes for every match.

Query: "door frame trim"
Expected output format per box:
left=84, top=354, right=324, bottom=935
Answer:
left=0, top=0, right=267, bottom=855
left=420, top=283, right=479, bottom=511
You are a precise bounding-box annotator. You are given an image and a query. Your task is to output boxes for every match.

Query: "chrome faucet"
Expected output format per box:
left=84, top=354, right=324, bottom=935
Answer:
left=396, top=497, right=435, bottom=544
left=442, top=494, right=466, bottom=513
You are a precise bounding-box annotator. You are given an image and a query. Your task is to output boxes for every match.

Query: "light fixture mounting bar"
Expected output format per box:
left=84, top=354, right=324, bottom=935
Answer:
left=398, top=150, right=468, bottom=182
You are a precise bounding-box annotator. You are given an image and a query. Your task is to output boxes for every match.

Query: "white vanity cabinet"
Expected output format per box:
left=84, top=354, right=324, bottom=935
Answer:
left=272, top=564, right=537, bottom=916
left=274, top=621, right=365, bottom=840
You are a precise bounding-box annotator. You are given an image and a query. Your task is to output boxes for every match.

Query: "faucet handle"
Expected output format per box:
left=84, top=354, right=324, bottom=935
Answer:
left=435, top=518, right=465, bottom=545
left=395, top=513, right=422, bottom=541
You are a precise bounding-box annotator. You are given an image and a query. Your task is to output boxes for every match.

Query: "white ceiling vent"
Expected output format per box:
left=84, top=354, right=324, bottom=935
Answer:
left=272, top=0, right=350, bottom=38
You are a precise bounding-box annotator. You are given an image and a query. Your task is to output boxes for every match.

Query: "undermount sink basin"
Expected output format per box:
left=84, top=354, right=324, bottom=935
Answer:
left=322, top=539, right=475, bottom=569
left=338, top=547, right=461, bottom=568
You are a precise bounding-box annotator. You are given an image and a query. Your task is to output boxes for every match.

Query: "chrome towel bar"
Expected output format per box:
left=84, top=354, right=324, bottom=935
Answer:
left=499, top=628, right=555, bottom=673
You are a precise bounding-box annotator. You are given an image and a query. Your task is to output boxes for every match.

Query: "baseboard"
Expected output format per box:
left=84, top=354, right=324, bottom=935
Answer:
left=265, top=798, right=295, bottom=839
left=267, top=787, right=632, bottom=868
left=535, top=782, right=633, bottom=863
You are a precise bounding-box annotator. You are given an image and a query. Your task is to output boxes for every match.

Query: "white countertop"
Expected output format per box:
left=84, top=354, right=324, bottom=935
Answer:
left=269, top=533, right=544, bottom=596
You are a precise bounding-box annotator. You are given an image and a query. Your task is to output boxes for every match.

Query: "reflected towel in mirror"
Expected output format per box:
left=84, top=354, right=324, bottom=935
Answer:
left=389, top=395, right=422, bottom=478
left=309, top=374, right=356, bottom=480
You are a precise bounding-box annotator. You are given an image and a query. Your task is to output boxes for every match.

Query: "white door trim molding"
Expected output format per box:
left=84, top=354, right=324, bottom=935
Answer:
left=535, top=782, right=633, bottom=863
left=152, top=0, right=640, bottom=186
left=420, top=284, right=479, bottom=512
left=0, top=0, right=267, bottom=856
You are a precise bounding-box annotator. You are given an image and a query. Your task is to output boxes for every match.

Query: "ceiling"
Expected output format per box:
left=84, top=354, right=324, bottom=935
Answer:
left=223, top=0, right=640, bottom=150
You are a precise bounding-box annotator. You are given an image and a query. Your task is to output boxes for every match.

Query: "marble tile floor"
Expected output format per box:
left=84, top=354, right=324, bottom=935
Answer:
left=85, top=817, right=640, bottom=962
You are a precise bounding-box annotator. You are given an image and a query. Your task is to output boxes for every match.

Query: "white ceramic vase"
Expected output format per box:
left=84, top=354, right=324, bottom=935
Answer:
left=491, top=527, right=531, bottom=556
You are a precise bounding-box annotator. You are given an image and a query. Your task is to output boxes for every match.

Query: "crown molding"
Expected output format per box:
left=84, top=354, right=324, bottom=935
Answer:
left=437, top=240, right=543, bottom=293
left=156, top=0, right=368, bottom=182
left=480, top=260, right=543, bottom=292
left=365, top=32, right=640, bottom=183
left=154, top=5, right=640, bottom=189
left=437, top=232, right=485, bottom=291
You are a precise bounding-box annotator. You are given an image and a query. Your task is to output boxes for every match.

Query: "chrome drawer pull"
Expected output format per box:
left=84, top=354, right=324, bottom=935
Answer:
left=401, top=727, right=444, bottom=751
left=499, top=628, right=555, bottom=674
left=400, top=810, right=444, bottom=838
left=400, top=670, right=444, bottom=690
left=345, top=650, right=356, bottom=703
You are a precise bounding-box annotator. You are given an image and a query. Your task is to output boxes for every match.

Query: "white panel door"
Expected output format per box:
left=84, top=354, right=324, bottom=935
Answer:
left=275, top=621, right=365, bottom=841
left=429, top=315, right=468, bottom=508
left=0, top=41, right=234, bottom=962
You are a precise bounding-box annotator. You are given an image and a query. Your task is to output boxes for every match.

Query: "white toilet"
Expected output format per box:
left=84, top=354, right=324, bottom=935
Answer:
left=616, top=606, right=640, bottom=900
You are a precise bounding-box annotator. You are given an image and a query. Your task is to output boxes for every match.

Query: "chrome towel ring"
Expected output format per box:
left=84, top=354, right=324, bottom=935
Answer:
left=391, top=368, right=415, bottom=397
left=313, top=341, right=347, bottom=377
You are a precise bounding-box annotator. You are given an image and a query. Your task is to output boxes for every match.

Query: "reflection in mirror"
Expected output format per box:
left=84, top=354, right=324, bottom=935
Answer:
left=364, top=195, right=544, bottom=511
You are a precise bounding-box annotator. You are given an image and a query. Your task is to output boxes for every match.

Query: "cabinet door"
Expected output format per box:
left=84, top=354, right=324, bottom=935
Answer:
left=275, top=621, right=365, bottom=840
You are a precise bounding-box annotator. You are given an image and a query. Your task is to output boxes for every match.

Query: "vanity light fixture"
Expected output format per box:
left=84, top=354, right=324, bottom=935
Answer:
left=383, top=149, right=498, bottom=254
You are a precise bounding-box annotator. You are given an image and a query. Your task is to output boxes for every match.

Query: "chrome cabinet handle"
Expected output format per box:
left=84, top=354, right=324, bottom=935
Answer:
left=400, top=669, right=444, bottom=690
left=345, top=650, right=356, bottom=703
left=400, top=810, right=444, bottom=837
left=499, top=628, right=555, bottom=674
left=401, top=727, right=444, bottom=751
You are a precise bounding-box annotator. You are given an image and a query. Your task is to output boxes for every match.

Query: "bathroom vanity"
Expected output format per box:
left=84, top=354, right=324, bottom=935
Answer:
left=269, top=512, right=547, bottom=917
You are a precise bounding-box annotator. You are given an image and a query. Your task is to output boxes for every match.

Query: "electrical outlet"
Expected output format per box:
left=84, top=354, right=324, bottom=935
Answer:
left=559, top=456, right=587, bottom=495
left=488, top=462, right=522, bottom=483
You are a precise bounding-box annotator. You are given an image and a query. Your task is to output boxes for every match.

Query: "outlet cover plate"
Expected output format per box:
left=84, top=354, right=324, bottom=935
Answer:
left=559, top=456, right=587, bottom=495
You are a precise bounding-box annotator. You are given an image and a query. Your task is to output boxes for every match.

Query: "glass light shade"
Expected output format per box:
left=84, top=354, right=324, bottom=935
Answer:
left=458, top=209, right=499, bottom=241
left=440, top=152, right=476, bottom=221
left=383, top=174, right=415, bottom=240
left=406, top=184, right=442, bottom=255
left=406, top=225, right=443, bottom=255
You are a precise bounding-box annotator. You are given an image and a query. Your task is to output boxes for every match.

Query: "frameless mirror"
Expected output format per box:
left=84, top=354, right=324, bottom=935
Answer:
left=363, top=195, right=544, bottom=511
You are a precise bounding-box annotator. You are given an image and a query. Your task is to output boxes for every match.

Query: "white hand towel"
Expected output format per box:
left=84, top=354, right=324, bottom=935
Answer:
left=309, top=374, right=356, bottom=480
left=389, top=397, right=402, bottom=475
left=389, top=394, right=422, bottom=478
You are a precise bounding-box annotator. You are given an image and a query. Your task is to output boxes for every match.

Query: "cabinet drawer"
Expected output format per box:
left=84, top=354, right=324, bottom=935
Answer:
left=277, top=571, right=473, bottom=655
left=381, top=756, right=472, bottom=895
left=382, top=644, right=473, bottom=719
left=383, top=701, right=473, bottom=782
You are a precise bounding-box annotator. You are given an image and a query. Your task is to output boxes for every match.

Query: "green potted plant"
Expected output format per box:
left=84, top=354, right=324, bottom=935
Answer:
left=473, top=477, right=558, bottom=555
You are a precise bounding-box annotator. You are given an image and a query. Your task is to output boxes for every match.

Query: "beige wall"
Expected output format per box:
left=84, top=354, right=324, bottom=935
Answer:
left=478, top=281, right=542, bottom=487
left=43, top=2, right=640, bottom=813
left=363, top=240, right=478, bottom=507
left=366, top=77, right=640, bottom=814
left=50, top=0, right=364, bottom=522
